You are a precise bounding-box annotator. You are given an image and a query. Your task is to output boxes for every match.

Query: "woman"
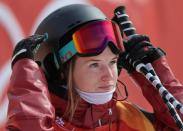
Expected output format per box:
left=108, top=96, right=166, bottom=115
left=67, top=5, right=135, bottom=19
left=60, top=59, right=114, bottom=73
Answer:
left=7, top=4, right=183, bottom=131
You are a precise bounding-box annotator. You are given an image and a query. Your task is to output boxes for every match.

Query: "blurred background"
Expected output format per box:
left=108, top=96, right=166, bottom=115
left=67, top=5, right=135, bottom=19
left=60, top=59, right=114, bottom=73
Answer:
left=1, top=0, right=183, bottom=129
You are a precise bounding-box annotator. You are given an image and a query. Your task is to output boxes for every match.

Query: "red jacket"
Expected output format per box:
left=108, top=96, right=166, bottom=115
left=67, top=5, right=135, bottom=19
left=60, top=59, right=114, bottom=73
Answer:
left=6, top=57, right=183, bottom=131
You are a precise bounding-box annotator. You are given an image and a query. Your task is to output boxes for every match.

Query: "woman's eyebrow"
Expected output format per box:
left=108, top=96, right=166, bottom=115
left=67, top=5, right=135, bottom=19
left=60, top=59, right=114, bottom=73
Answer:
left=86, top=56, right=118, bottom=62
left=112, top=56, right=118, bottom=60
left=86, top=59, right=101, bottom=62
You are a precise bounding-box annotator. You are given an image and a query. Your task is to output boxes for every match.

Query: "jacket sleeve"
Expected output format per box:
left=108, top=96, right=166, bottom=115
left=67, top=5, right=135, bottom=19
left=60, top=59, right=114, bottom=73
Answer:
left=6, top=59, right=55, bottom=131
left=130, top=56, right=183, bottom=130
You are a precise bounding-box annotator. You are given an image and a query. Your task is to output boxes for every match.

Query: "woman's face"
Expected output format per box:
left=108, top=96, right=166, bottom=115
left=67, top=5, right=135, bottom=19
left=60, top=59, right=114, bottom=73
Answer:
left=73, top=47, right=118, bottom=93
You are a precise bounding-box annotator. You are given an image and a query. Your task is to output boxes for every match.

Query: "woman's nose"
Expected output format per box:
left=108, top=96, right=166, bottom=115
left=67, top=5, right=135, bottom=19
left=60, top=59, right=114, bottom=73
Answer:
left=101, top=65, right=113, bottom=81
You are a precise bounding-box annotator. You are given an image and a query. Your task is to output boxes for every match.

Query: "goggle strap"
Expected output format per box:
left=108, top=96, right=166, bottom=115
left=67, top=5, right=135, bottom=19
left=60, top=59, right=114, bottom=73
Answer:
left=59, top=40, right=77, bottom=63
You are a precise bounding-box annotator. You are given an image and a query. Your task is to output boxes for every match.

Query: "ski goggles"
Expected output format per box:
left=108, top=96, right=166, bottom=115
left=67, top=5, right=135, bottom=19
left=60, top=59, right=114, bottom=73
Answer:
left=59, top=20, right=124, bottom=63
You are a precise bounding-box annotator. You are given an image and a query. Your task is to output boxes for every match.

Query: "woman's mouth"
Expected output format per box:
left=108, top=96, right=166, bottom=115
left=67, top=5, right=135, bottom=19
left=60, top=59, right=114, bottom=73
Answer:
left=98, top=85, right=115, bottom=91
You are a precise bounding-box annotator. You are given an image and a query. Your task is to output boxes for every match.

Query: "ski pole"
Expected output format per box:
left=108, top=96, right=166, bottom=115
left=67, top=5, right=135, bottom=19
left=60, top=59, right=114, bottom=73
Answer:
left=113, top=6, right=183, bottom=130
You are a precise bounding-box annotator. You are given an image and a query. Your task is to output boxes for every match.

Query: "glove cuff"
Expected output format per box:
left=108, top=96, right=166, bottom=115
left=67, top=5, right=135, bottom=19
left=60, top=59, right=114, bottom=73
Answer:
left=149, top=48, right=166, bottom=62
left=11, top=51, right=33, bottom=68
left=141, top=47, right=166, bottom=64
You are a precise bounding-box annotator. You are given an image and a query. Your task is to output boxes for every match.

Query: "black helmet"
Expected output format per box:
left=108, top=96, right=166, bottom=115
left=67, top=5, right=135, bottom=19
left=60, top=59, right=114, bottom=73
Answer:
left=35, top=4, right=107, bottom=50
left=34, top=4, right=108, bottom=82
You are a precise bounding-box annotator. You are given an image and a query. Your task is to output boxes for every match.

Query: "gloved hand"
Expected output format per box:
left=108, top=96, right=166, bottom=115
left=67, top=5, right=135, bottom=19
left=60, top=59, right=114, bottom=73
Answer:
left=11, top=34, right=47, bottom=68
left=118, top=34, right=166, bottom=73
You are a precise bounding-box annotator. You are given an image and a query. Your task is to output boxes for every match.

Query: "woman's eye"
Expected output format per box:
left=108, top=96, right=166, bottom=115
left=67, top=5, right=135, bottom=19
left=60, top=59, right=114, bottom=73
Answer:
left=110, top=60, right=117, bottom=65
left=89, top=63, right=99, bottom=68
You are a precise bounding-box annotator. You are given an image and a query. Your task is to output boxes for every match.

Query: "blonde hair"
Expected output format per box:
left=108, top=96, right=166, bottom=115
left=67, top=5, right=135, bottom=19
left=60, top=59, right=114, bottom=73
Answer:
left=63, top=58, right=80, bottom=121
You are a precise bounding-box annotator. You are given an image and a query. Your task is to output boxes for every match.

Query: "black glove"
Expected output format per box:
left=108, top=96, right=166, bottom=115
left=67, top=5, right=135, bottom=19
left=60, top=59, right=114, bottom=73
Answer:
left=11, top=34, right=47, bottom=68
left=118, top=34, right=166, bottom=73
